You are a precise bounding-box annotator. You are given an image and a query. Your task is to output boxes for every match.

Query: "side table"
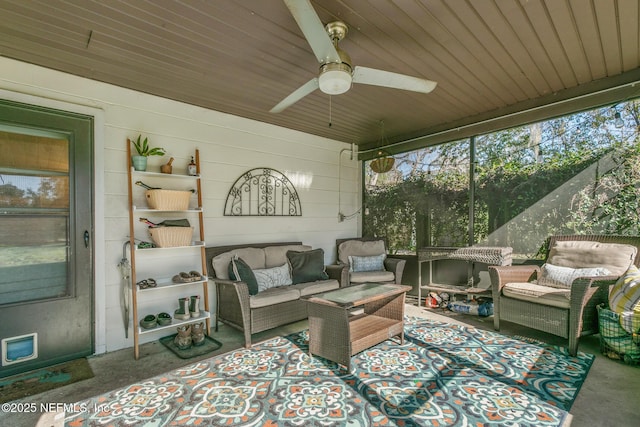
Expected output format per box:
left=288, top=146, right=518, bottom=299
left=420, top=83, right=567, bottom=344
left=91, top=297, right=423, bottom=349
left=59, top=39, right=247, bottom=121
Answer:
left=417, top=246, right=513, bottom=303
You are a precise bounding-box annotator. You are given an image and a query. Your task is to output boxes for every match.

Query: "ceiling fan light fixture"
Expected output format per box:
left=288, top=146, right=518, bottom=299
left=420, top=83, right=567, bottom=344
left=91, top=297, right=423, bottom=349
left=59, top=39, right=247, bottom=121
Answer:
left=318, top=63, right=352, bottom=95
left=271, top=5, right=437, bottom=113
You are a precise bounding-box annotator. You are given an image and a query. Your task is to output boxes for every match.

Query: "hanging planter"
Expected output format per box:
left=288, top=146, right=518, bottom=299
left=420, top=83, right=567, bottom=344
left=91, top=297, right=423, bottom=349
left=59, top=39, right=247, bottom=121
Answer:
left=370, top=150, right=395, bottom=173
left=369, top=121, right=395, bottom=174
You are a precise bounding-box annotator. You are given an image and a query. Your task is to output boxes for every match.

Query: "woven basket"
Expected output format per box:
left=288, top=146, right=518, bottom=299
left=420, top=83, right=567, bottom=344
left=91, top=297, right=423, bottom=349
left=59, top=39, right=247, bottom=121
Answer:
left=148, top=227, right=193, bottom=248
left=145, top=189, right=191, bottom=211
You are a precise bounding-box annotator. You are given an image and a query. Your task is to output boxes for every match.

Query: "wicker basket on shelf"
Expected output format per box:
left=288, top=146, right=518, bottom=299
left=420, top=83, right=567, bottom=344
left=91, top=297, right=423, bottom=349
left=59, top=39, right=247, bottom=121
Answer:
left=148, top=227, right=193, bottom=248
left=145, top=189, right=191, bottom=210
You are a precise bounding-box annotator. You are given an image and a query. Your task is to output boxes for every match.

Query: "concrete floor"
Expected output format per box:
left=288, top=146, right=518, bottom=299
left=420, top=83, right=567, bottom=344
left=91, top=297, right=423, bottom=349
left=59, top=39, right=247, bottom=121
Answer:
left=2, top=303, right=639, bottom=427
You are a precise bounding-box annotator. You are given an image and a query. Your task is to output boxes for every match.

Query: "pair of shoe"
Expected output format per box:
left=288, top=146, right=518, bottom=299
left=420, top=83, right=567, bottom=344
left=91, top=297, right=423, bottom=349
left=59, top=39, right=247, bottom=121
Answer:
left=174, top=322, right=206, bottom=350
left=139, top=312, right=172, bottom=329
left=174, top=296, right=201, bottom=320
left=136, top=278, right=157, bottom=289
left=172, top=271, right=203, bottom=283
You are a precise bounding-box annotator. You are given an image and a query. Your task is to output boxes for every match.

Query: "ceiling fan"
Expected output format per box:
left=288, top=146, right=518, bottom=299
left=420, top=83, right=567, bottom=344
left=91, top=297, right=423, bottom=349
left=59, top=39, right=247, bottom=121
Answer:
left=270, top=0, right=437, bottom=113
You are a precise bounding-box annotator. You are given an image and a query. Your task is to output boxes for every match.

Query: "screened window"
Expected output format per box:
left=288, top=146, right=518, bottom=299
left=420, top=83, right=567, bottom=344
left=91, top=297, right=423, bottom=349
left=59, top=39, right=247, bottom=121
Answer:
left=363, top=100, right=640, bottom=259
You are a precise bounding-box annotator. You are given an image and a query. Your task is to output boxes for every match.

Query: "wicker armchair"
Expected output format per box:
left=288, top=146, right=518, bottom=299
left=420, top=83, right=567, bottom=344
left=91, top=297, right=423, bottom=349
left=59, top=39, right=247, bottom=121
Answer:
left=336, top=237, right=406, bottom=286
left=489, top=235, right=640, bottom=356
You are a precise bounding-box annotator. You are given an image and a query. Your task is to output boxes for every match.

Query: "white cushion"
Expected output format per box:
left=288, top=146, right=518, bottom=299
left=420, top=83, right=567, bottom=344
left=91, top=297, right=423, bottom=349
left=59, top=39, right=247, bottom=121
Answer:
left=538, top=263, right=611, bottom=289
left=249, top=287, right=300, bottom=308
left=338, top=239, right=386, bottom=265
left=264, top=245, right=311, bottom=268
left=290, top=279, right=340, bottom=296
left=502, top=282, right=570, bottom=308
left=253, top=263, right=292, bottom=292
left=548, top=240, right=636, bottom=276
left=212, top=247, right=266, bottom=279
left=350, top=270, right=395, bottom=284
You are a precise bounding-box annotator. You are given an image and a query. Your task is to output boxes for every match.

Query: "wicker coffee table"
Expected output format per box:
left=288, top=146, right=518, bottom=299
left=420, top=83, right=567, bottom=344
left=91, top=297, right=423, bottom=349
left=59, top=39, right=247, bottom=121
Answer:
left=304, top=283, right=412, bottom=371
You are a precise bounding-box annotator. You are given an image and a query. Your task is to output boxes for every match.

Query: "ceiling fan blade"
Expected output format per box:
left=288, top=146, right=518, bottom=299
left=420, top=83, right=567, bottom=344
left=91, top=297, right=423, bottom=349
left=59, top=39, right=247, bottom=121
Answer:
left=270, top=78, right=319, bottom=113
left=352, top=66, right=437, bottom=94
left=283, top=0, right=341, bottom=64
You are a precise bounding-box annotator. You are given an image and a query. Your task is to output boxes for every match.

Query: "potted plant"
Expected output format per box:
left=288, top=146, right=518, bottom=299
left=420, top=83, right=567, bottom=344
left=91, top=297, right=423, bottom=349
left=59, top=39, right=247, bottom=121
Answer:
left=131, top=135, right=166, bottom=171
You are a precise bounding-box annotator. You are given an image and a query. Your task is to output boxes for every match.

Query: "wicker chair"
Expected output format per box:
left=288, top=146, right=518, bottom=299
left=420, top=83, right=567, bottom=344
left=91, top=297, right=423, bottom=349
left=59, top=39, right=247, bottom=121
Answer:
left=336, top=237, right=406, bottom=286
left=489, top=235, right=640, bottom=356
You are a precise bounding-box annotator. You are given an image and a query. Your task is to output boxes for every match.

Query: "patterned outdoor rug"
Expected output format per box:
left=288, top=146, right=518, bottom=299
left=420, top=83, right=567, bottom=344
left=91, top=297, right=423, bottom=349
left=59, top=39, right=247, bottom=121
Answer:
left=65, top=317, right=593, bottom=426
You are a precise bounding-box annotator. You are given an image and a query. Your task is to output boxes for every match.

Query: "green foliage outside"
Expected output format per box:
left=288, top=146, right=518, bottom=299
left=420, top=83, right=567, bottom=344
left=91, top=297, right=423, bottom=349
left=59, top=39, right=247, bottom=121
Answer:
left=363, top=100, right=640, bottom=258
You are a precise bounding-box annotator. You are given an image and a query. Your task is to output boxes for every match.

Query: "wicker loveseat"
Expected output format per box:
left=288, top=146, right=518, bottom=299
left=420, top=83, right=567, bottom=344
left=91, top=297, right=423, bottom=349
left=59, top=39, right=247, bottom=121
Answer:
left=489, top=234, right=640, bottom=356
left=206, top=241, right=347, bottom=348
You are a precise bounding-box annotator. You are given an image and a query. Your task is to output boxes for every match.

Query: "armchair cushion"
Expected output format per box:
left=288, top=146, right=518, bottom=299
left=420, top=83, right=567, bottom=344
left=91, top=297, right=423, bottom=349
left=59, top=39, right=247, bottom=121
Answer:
left=350, top=270, right=395, bottom=284
left=548, top=240, right=636, bottom=276
left=502, top=281, right=571, bottom=308
left=349, top=253, right=386, bottom=272
left=538, top=263, right=611, bottom=289
left=338, top=239, right=386, bottom=266
left=229, top=256, right=259, bottom=295
left=287, top=248, right=329, bottom=284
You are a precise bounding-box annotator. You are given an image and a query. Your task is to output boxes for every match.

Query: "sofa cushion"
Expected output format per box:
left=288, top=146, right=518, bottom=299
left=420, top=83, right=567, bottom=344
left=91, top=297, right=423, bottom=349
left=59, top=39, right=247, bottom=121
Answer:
left=537, top=263, right=611, bottom=289
left=291, top=279, right=340, bottom=296
left=264, top=245, right=311, bottom=268
left=253, top=263, right=292, bottom=292
left=609, top=264, right=640, bottom=333
left=212, top=247, right=266, bottom=279
left=249, top=286, right=300, bottom=309
left=338, top=239, right=386, bottom=265
left=349, top=270, right=395, bottom=284
left=548, top=241, right=636, bottom=276
left=228, top=256, right=259, bottom=295
left=287, top=248, right=329, bottom=284
left=349, top=254, right=386, bottom=272
left=502, top=281, right=570, bottom=308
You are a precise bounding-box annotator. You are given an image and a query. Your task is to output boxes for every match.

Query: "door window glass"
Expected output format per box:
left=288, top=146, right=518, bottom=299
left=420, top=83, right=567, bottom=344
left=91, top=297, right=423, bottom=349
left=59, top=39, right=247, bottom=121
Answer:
left=0, top=128, right=70, bottom=305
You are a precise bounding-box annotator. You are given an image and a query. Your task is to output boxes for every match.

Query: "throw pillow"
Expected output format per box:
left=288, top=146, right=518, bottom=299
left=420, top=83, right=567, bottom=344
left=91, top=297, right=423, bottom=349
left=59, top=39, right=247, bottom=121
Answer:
left=349, top=253, right=386, bottom=272
left=228, top=256, right=259, bottom=295
left=253, top=263, right=292, bottom=292
left=537, top=263, right=611, bottom=289
left=609, top=264, right=640, bottom=333
left=287, top=248, right=329, bottom=284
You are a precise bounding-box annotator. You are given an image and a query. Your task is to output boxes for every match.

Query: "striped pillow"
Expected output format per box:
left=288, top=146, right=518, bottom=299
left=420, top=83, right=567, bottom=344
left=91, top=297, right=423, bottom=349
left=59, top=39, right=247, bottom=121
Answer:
left=609, top=264, right=640, bottom=333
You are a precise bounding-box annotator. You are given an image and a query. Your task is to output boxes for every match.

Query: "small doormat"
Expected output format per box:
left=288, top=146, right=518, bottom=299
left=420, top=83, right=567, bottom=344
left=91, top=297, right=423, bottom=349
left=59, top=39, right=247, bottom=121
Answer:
left=0, top=358, right=94, bottom=403
left=159, top=334, right=222, bottom=359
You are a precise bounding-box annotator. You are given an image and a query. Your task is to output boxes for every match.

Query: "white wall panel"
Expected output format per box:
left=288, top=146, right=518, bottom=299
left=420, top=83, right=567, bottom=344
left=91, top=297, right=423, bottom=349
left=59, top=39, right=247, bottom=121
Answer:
left=0, top=57, right=360, bottom=354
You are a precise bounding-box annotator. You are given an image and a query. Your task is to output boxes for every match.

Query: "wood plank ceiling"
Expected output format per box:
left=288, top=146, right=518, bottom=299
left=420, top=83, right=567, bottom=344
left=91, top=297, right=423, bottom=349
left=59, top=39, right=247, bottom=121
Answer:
left=1, top=0, right=639, bottom=157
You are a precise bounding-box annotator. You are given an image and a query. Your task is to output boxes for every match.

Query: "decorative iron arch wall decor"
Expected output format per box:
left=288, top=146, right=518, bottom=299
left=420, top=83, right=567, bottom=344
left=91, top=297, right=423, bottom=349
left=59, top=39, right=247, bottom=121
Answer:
left=224, top=168, right=302, bottom=216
